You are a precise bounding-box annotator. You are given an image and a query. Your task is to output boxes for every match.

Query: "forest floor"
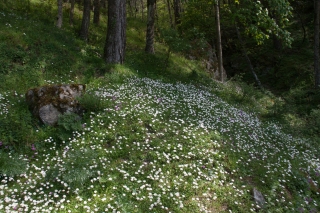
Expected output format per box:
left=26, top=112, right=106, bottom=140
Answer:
left=0, top=5, right=320, bottom=213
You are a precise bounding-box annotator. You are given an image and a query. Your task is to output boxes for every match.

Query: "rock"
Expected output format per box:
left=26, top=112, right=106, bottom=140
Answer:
left=39, top=104, right=61, bottom=126
left=253, top=187, right=265, bottom=208
left=26, top=84, right=86, bottom=126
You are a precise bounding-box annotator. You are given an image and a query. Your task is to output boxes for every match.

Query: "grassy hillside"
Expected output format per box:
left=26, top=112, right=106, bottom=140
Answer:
left=1, top=2, right=320, bottom=213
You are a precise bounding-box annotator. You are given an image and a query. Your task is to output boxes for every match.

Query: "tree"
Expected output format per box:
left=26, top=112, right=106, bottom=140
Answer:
left=103, top=0, right=126, bottom=64
left=140, top=0, right=144, bottom=19
left=173, top=0, right=181, bottom=26
left=79, top=0, right=91, bottom=41
left=230, top=0, right=293, bottom=47
left=69, top=0, right=75, bottom=25
left=101, top=0, right=107, bottom=8
left=214, top=0, right=224, bottom=82
left=315, top=0, right=320, bottom=88
left=145, top=0, right=156, bottom=54
left=166, top=0, right=174, bottom=28
left=235, top=22, right=263, bottom=90
left=93, top=0, right=100, bottom=25
left=56, top=0, right=63, bottom=28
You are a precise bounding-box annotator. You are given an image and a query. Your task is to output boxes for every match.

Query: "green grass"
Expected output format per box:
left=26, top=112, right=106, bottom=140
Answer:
left=0, top=2, right=320, bottom=213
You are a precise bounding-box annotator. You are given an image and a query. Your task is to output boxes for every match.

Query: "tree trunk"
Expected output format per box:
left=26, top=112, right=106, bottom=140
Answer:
left=145, top=0, right=156, bottom=54
left=297, top=13, right=306, bottom=42
left=79, top=0, right=91, bottom=41
left=128, top=0, right=134, bottom=17
left=166, top=0, right=174, bottom=28
left=235, top=23, right=263, bottom=90
left=215, top=0, right=224, bottom=82
left=104, top=0, right=126, bottom=64
left=315, top=0, right=320, bottom=88
left=101, top=0, right=107, bottom=8
left=93, top=0, right=100, bottom=25
left=56, top=0, right=63, bottom=28
left=140, top=0, right=144, bottom=19
left=69, top=0, right=75, bottom=25
left=173, top=0, right=181, bottom=26
left=271, top=12, right=282, bottom=51
left=134, top=0, right=138, bottom=18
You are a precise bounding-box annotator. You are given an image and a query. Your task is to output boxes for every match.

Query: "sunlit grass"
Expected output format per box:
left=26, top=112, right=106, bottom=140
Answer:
left=1, top=76, right=320, bottom=212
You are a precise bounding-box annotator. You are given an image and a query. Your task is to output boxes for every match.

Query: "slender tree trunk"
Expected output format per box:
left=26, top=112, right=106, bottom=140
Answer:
left=271, top=12, right=282, bottom=51
left=235, top=23, right=263, bottom=90
left=145, top=0, right=156, bottom=54
left=101, top=0, right=107, bottom=8
left=79, top=0, right=91, bottom=41
left=315, top=0, right=320, bottom=88
left=93, top=0, right=100, bottom=25
left=134, top=0, right=138, bottom=18
left=128, top=0, right=134, bottom=17
left=104, top=0, right=126, bottom=64
left=166, top=0, right=174, bottom=28
left=140, top=0, right=144, bottom=19
left=173, top=0, right=181, bottom=26
left=297, top=13, right=306, bottom=42
left=56, top=0, right=63, bottom=28
left=215, top=0, right=224, bottom=82
left=69, top=0, right=75, bottom=25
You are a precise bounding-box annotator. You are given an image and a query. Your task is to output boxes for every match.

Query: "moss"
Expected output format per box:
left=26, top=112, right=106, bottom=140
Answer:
left=25, top=84, right=86, bottom=120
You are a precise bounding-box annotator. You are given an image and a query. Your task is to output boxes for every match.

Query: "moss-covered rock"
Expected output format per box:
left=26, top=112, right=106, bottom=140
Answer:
left=25, top=84, right=86, bottom=126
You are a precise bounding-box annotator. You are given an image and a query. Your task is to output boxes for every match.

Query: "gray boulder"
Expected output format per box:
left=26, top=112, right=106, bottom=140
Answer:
left=253, top=187, right=265, bottom=208
left=26, top=84, right=85, bottom=126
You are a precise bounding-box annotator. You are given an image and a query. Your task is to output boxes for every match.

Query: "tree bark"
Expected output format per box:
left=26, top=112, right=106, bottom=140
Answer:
left=79, top=0, right=91, bottom=41
left=145, top=0, right=156, bottom=54
left=271, top=12, right=282, bottom=51
left=93, top=0, right=100, bottom=25
left=104, top=0, right=126, bottom=64
left=134, top=0, right=138, bottom=18
left=101, top=0, right=107, bottom=8
left=69, top=0, right=75, bottom=25
left=140, top=0, right=144, bottom=19
left=56, top=0, right=63, bottom=28
left=173, top=0, right=181, bottom=26
left=128, top=0, right=134, bottom=17
left=235, top=23, right=263, bottom=90
left=315, top=0, right=320, bottom=88
left=166, top=0, right=174, bottom=28
left=215, top=0, right=224, bottom=82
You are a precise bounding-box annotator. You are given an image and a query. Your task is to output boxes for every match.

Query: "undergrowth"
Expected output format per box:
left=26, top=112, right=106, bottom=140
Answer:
left=0, top=2, right=319, bottom=213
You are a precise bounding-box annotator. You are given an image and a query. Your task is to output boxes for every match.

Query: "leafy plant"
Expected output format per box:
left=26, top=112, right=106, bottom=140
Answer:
left=56, top=112, right=83, bottom=141
left=308, top=105, right=320, bottom=136
left=77, top=92, right=105, bottom=113
left=0, top=151, right=27, bottom=177
left=45, top=148, right=100, bottom=189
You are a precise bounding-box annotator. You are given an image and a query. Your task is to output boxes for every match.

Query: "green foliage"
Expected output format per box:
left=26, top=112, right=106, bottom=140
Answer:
left=62, top=149, right=99, bottom=188
left=57, top=112, right=82, bottom=132
left=0, top=151, right=27, bottom=177
left=231, top=0, right=293, bottom=46
left=0, top=96, right=35, bottom=150
left=180, top=0, right=216, bottom=42
left=0, top=1, right=320, bottom=212
left=56, top=112, right=83, bottom=141
left=308, top=105, right=320, bottom=136
left=158, top=28, right=191, bottom=53
left=77, top=92, right=105, bottom=113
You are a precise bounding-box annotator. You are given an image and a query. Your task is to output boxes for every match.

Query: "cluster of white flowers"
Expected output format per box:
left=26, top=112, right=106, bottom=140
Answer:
left=0, top=77, right=319, bottom=212
left=0, top=93, right=11, bottom=116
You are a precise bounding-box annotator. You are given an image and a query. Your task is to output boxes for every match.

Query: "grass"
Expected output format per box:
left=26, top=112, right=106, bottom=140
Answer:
left=0, top=2, right=320, bottom=213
